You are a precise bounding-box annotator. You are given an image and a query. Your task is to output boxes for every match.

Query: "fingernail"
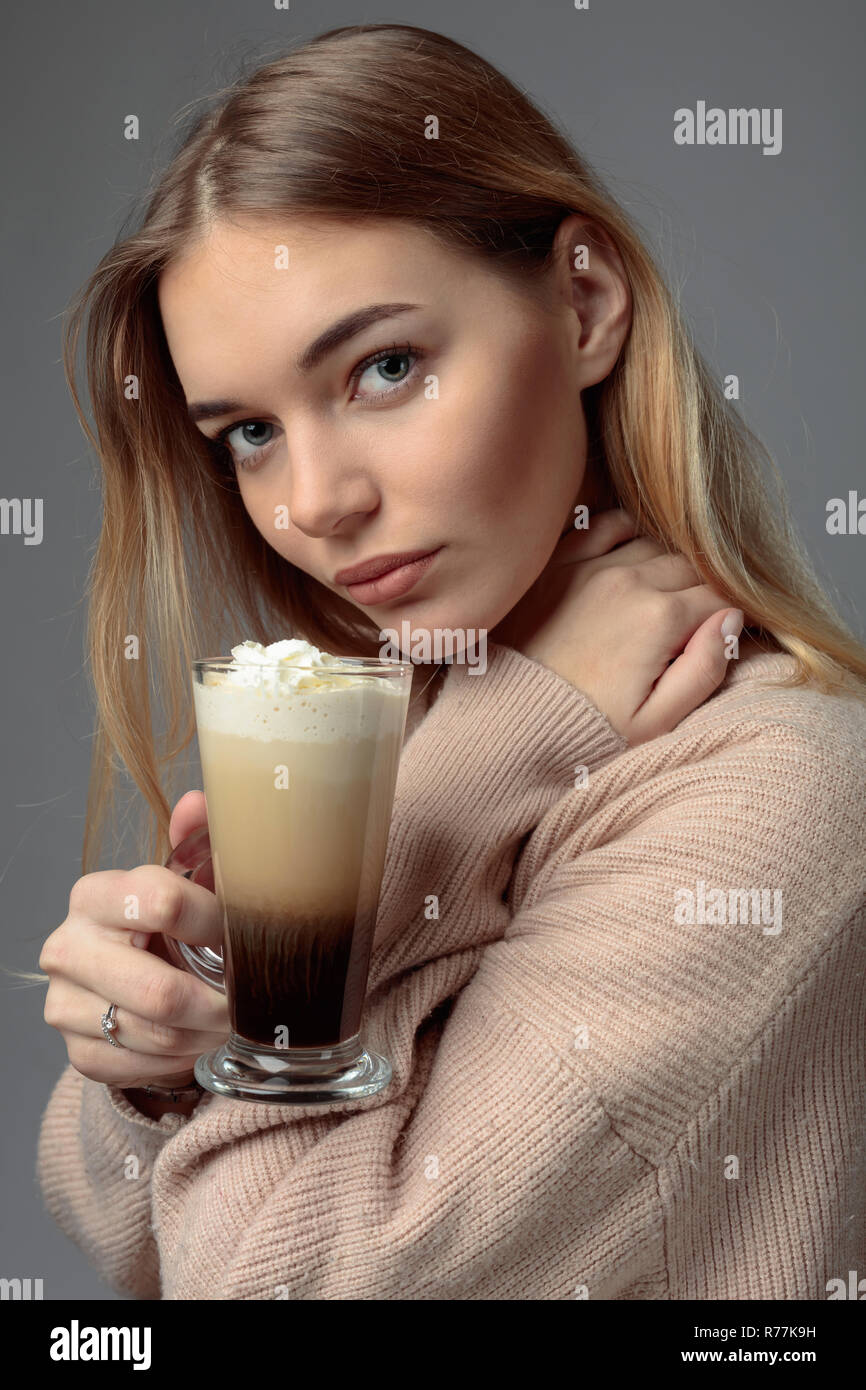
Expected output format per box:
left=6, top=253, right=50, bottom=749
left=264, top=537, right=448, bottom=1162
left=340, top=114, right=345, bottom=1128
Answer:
left=720, top=609, right=744, bottom=638
left=130, top=932, right=149, bottom=949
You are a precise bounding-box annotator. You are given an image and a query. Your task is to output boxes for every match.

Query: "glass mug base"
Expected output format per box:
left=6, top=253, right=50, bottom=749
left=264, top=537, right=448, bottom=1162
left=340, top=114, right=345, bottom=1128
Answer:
left=195, top=1031, right=392, bottom=1105
left=162, top=824, right=393, bottom=1106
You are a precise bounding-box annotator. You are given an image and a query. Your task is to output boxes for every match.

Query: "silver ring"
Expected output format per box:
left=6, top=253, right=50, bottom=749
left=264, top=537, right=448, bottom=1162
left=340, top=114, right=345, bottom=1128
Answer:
left=101, top=1002, right=124, bottom=1049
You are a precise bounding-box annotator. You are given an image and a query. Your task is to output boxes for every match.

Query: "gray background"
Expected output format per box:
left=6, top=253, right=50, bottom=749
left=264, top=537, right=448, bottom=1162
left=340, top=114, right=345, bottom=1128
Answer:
left=2, top=0, right=862, bottom=1299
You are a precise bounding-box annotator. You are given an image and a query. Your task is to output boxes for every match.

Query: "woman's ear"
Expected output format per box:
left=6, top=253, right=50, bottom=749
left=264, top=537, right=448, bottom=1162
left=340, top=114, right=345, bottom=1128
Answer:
left=552, top=213, right=632, bottom=391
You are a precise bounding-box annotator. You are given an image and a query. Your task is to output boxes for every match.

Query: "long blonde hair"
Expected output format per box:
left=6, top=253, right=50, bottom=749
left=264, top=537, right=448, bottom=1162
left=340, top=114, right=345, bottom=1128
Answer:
left=58, top=22, right=866, bottom=877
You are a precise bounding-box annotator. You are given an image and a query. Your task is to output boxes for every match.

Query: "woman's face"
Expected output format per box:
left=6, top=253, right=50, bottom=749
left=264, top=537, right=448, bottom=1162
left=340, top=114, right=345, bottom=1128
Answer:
left=158, top=212, right=628, bottom=646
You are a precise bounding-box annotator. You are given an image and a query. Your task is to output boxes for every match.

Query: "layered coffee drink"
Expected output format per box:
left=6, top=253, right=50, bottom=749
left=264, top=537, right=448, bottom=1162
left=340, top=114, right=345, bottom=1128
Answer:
left=193, top=640, right=409, bottom=1051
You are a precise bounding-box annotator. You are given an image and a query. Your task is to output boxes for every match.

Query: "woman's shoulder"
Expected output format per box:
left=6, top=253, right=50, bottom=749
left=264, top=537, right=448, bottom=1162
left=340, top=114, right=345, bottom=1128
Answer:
left=670, top=632, right=866, bottom=765
left=595, top=634, right=866, bottom=869
left=519, top=632, right=865, bottom=921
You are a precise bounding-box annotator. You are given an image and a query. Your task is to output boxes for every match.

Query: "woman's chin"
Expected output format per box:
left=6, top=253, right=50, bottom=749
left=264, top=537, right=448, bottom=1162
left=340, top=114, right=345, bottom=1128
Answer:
left=369, top=608, right=492, bottom=664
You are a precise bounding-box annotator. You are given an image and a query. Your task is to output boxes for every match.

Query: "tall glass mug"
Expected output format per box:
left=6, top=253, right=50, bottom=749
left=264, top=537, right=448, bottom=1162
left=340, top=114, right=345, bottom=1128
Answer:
left=163, top=655, right=412, bottom=1104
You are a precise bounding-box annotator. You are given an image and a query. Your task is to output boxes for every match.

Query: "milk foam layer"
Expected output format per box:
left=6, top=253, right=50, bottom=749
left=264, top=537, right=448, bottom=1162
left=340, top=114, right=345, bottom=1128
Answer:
left=194, top=638, right=408, bottom=743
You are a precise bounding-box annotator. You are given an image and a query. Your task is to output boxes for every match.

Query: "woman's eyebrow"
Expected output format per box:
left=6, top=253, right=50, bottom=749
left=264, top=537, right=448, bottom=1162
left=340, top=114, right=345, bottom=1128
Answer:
left=186, top=301, right=422, bottom=424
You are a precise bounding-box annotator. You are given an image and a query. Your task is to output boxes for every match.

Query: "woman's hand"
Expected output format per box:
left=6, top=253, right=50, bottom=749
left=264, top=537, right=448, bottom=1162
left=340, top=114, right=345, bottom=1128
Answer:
left=39, top=790, right=229, bottom=1091
left=493, top=508, right=748, bottom=746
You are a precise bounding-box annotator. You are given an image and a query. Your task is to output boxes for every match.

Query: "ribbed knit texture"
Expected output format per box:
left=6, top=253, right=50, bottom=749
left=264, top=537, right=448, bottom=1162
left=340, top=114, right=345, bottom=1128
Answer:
left=35, top=639, right=866, bottom=1299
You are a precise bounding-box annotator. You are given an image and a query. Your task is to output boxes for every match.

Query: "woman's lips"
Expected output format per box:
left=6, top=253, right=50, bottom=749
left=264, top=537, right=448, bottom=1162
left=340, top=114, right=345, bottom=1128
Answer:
left=344, top=548, right=442, bottom=603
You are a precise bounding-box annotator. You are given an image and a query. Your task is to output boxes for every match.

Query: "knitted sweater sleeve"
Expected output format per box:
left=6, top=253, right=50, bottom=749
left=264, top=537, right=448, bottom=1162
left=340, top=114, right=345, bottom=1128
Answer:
left=214, top=648, right=866, bottom=1300
left=35, top=1062, right=197, bottom=1300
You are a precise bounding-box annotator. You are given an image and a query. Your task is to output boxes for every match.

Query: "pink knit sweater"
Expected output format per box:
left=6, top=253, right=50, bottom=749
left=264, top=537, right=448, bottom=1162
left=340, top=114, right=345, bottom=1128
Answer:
left=36, top=641, right=866, bottom=1299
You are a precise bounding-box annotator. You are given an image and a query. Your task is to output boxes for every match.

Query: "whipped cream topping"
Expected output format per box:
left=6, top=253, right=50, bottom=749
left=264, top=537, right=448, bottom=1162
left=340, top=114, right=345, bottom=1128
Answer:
left=194, top=638, right=409, bottom=743
left=218, top=638, right=371, bottom=694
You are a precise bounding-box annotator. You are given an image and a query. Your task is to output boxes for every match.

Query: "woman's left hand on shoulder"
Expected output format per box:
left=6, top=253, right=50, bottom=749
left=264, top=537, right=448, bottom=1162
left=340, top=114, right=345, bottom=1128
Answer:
left=493, top=507, right=750, bottom=746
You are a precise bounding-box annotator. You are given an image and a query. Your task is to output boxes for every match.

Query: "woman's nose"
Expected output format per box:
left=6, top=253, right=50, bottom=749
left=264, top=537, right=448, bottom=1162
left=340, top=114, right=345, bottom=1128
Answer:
left=276, top=432, right=381, bottom=536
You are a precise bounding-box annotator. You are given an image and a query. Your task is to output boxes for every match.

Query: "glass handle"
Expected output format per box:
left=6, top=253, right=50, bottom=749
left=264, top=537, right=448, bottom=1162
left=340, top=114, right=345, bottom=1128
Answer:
left=162, top=824, right=226, bottom=994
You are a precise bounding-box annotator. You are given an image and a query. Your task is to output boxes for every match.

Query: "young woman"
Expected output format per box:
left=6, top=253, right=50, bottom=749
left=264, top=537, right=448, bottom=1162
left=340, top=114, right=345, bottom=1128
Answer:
left=36, top=24, right=866, bottom=1300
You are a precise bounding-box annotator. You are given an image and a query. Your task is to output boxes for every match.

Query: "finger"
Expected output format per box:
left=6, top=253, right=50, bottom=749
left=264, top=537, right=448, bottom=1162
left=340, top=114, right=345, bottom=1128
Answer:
left=169, top=790, right=208, bottom=849
left=613, top=581, right=737, bottom=678
left=48, top=921, right=228, bottom=1033
left=65, top=1034, right=205, bottom=1090
left=555, top=506, right=639, bottom=563
left=592, top=548, right=759, bottom=623
left=579, top=535, right=669, bottom=572
left=69, top=865, right=222, bottom=950
left=632, top=554, right=756, bottom=618
left=46, top=976, right=228, bottom=1055
left=630, top=552, right=703, bottom=590
left=629, top=608, right=744, bottom=743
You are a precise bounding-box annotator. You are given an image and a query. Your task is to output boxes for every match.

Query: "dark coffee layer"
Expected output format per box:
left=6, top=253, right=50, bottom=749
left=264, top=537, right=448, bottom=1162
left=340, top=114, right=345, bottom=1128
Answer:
left=222, top=903, right=374, bottom=1049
